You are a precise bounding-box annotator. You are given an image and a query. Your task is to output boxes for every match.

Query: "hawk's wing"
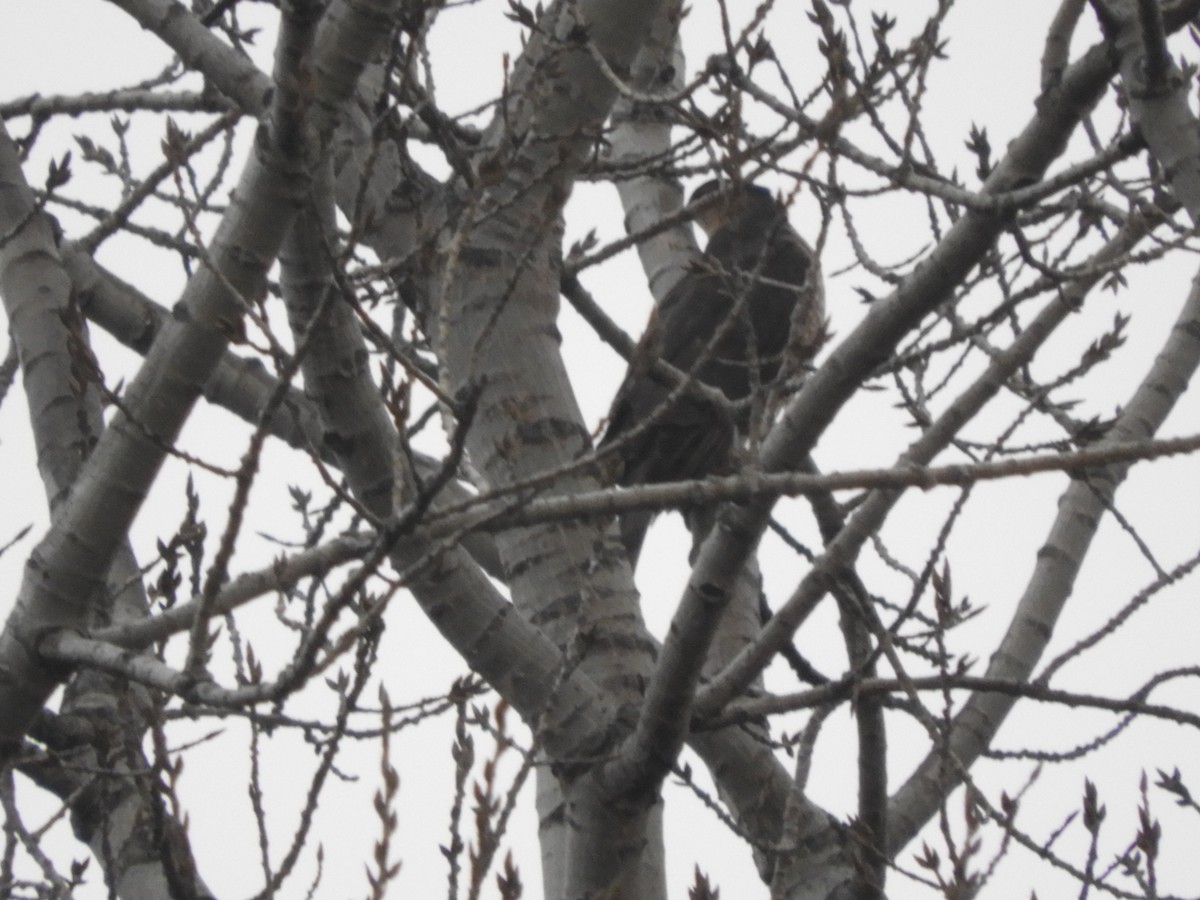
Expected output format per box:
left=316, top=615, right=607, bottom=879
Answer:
left=600, top=266, right=741, bottom=561
left=602, top=265, right=740, bottom=486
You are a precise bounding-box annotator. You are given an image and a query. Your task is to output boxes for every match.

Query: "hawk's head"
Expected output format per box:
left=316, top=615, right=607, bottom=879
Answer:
left=688, top=180, right=779, bottom=239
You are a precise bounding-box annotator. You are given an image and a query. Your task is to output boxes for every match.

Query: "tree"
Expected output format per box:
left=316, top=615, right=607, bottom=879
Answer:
left=2, top=0, right=1200, bottom=897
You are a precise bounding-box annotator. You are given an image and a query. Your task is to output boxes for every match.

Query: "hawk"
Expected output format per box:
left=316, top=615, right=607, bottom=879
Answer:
left=600, top=180, right=825, bottom=563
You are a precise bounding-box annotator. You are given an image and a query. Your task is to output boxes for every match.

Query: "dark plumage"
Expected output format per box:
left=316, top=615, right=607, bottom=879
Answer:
left=601, top=180, right=825, bottom=563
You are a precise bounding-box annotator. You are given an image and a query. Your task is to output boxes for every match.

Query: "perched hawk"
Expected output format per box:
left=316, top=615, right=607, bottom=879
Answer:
left=601, top=180, right=825, bottom=563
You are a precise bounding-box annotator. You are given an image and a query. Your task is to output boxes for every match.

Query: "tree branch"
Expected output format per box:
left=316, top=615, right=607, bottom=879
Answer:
left=0, top=0, right=409, bottom=757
